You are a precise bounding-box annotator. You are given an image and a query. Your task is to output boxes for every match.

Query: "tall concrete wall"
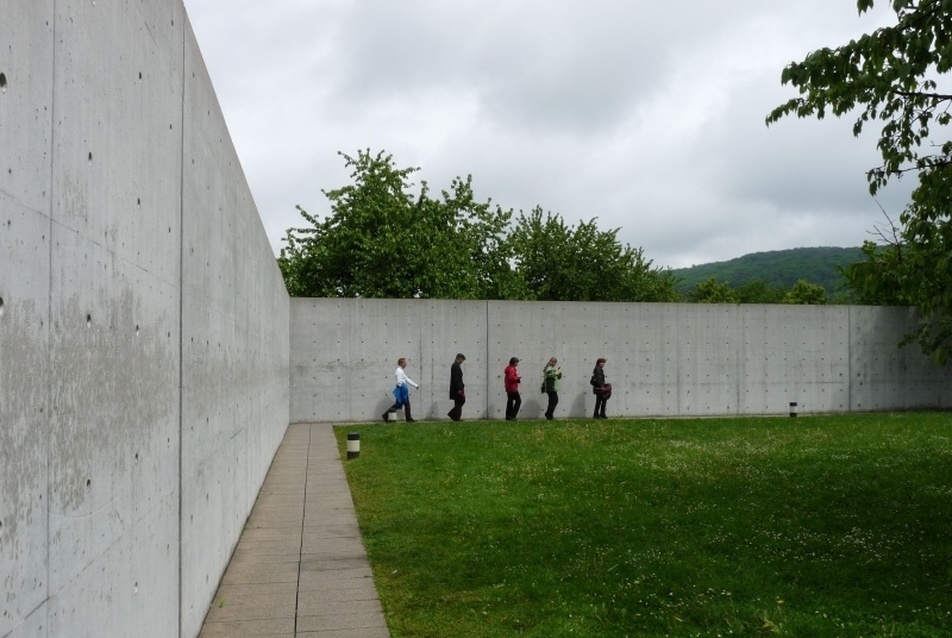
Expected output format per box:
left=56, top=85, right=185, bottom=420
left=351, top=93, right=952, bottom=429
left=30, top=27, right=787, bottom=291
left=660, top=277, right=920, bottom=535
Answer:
left=290, top=299, right=952, bottom=422
left=0, top=2, right=290, bottom=638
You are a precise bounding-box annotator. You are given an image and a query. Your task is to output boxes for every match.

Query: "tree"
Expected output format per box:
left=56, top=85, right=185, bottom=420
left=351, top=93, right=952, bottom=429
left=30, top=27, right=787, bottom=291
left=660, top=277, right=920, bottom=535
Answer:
left=506, top=207, right=679, bottom=302
left=840, top=214, right=914, bottom=306
left=735, top=279, right=787, bottom=304
left=782, top=279, right=829, bottom=305
left=278, top=150, right=518, bottom=299
left=687, top=277, right=738, bottom=303
left=279, top=150, right=676, bottom=303
left=684, top=277, right=831, bottom=304
left=767, top=0, right=952, bottom=363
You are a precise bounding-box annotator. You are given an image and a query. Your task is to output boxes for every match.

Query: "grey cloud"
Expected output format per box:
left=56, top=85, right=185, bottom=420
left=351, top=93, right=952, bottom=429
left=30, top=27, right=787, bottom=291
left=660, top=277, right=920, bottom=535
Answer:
left=183, top=0, right=909, bottom=270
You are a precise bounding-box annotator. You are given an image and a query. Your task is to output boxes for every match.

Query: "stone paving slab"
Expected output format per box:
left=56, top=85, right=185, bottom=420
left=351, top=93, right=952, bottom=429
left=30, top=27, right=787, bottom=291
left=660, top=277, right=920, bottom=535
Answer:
left=198, top=423, right=391, bottom=638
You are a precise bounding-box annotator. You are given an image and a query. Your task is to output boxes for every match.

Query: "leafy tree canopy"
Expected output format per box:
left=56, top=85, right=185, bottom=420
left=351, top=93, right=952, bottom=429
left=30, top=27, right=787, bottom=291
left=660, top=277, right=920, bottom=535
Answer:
left=840, top=238, right=914, bottom=305
left=735, top=279, right=788, bottom=304
left=767, top=0, right=952, bottom=363
left=279, top=150, right=677, bottom=302
left=688, top=277, right=739, bottom=304
left=681, top=276, right=835, bottom=305
left=278, top=150, right=520, bottom=299
left=783, top=279, right=829, bottom=305
left=508, top=207, right=679, bottom=302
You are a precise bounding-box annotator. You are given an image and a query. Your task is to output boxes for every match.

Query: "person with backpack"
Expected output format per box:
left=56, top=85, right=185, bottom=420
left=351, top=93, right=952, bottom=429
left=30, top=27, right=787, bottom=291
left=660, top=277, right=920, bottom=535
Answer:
left=591, top=357, right=611, bottom=419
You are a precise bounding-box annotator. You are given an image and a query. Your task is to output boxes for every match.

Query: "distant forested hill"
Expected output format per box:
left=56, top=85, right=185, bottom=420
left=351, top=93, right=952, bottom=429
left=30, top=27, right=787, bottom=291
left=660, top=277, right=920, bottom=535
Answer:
left=669, top=246, right=864, bottom=293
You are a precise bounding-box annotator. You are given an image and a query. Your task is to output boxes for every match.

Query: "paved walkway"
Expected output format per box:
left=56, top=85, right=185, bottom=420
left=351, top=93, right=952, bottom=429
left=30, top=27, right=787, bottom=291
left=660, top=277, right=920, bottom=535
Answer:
left=198, top=423, right=390, bottom=638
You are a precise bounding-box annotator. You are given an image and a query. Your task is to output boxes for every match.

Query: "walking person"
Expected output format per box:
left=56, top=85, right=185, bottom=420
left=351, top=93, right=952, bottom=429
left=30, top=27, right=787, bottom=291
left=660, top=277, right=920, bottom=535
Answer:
left=504, top=357, right=522, bottom=420
left=591, top=357, right=610, bottom=419
left=542, top=357, right=562, bottom=420
left=447, top=353, right=466, bottom=421
left=382, top=358, right=420, bottom=422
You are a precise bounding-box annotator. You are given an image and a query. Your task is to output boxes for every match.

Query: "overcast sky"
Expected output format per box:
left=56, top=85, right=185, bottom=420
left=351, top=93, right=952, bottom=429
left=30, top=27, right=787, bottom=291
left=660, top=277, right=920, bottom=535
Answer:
left=182, top=0, right=908, bottom=269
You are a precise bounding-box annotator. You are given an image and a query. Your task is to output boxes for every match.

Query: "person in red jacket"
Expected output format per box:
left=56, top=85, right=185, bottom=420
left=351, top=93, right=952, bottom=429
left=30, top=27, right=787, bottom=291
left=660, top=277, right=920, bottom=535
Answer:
left=504, top=357, right=522, bottom=420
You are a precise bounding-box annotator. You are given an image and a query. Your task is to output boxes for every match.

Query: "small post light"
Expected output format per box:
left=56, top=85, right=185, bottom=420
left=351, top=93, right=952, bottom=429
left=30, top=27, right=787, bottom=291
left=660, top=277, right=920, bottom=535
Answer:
left=347, top=432, right=360, bottom=459
left=789, top=401, right=798, bottom=418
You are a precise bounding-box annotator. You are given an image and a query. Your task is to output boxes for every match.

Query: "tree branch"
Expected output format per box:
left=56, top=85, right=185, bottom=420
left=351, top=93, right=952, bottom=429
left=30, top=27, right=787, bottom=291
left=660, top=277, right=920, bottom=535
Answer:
left=893, top=90, right=952, bottom=101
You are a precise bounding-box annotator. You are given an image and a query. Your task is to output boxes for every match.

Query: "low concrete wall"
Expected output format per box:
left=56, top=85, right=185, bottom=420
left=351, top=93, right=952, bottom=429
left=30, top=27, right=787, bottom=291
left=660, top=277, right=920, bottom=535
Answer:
left=0, top=2, right=289, bottom=638
left=290, top=299, right=952, bottom=422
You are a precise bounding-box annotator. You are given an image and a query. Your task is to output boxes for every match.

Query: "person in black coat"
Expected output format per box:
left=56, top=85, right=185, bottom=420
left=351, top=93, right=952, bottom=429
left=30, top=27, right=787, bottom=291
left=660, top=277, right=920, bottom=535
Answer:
left=447, top=353, right=466, bottom=421
left=592, top=357, right=609, bottom=419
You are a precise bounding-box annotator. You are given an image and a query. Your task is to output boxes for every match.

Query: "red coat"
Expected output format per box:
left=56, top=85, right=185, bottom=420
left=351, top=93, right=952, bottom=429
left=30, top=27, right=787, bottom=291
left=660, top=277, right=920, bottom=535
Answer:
left=504, top=364, right=521, bottom=393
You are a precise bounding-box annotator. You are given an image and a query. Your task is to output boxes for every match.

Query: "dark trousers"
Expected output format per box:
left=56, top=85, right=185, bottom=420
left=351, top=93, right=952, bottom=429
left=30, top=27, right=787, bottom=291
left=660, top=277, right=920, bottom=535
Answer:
left=385, top=401, right=414, bottom=422
left=545, top=391, right=559, bottom=420
left=594, top=392, right=607, bottom=418
left=506, top=391, right=522, bottom=419
left=448, top=396, right=465, bottom=421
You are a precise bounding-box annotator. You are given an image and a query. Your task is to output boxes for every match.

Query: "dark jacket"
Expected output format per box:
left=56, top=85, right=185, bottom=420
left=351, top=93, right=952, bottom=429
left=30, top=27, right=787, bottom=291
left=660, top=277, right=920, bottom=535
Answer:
left=449, top=361, right=465, bottom=399
left=592, top=365, right=605, bottom=393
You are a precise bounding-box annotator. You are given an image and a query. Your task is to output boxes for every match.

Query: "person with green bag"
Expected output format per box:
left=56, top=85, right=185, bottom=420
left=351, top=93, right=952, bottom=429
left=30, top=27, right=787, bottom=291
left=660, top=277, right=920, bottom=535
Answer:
left=542, top=357, right=562, bottom=420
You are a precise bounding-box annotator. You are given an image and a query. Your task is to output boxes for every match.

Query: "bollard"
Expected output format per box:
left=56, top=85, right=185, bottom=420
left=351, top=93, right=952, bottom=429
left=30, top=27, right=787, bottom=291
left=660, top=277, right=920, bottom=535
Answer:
left=789, top=401, right=798, bottom=418
left=347, top=432, right=360, bottom=459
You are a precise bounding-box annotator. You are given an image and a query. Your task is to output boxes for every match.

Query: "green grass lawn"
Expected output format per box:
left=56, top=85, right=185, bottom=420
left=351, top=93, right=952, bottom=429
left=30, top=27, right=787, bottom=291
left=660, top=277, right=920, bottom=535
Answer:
left=335, top=413, right=952, bottom=637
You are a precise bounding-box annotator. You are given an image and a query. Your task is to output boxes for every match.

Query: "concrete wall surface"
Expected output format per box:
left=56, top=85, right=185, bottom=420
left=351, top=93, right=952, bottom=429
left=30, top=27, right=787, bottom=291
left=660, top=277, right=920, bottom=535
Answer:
left=0, top=2, right=290, bottom=638
left=290, top=299, right=952, bottom=422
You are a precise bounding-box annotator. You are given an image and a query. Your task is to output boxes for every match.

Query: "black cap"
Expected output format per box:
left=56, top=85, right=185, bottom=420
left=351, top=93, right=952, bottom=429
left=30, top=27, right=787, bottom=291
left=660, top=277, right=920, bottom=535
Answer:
left=456, top=353, right=466, bottom=360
